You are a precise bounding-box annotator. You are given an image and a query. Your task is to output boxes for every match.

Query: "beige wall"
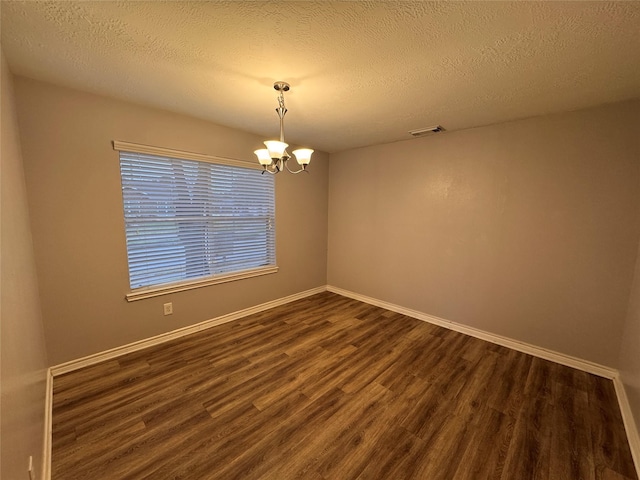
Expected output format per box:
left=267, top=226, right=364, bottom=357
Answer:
left=14, top=77, right=329, bottom=365
left=328, top=100, right=640, bottom=367
left=1, top=54, right=49, bottom=478
left=620, top=226, right=640, bottom=438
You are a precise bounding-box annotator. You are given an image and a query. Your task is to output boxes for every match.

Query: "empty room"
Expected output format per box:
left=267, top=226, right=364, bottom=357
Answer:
left=2, top=1, right=640, bottom=479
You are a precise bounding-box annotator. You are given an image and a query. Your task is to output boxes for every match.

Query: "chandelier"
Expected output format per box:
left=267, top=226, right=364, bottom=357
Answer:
left=254, top=82, right=313, bottom=174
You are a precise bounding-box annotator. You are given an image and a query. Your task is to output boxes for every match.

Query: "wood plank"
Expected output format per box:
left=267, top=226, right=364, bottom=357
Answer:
left=51, top=292, right=638, bottom=480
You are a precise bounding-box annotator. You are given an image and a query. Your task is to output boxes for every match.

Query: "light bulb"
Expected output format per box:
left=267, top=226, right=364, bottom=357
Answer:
left=254, top=149, right=272, bottom=166
left=292, top=148, right=313, bottom=166
left=264, top=141, right=288, bottom=159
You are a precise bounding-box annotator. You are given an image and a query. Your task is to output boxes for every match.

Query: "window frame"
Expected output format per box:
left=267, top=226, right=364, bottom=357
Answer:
left=114, top=141, right=278, bottom=302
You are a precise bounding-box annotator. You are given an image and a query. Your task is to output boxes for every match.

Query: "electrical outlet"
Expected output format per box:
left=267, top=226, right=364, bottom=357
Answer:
left=28, top=455, right=35, bottom=480
left=163, top=302, right=173, bottom=315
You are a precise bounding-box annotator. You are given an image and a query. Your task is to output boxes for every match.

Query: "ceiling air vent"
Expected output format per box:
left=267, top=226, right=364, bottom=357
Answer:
left=409, top=125, right=445, bottom=137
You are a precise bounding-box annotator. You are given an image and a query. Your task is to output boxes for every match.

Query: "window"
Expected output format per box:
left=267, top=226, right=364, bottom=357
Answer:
left=115, top=141, right=276, bottom=301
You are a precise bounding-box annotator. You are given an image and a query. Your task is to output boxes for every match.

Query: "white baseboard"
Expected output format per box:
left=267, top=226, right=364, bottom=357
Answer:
left=42, top=368, right=53, bottom=480
left=327, top=285, right=617, bottom=379
left=50, top=286, right=326, bottom=377
left=613, top=375, right=640, bottom=476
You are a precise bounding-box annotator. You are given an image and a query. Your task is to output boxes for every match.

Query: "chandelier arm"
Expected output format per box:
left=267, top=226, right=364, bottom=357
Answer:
left=283, top=160, right=308, bottom=174
left=261, top=160, right=281, bottom=175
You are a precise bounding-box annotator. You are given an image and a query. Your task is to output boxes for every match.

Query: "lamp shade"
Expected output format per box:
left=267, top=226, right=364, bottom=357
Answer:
left=264, top=140, right=288, bottom=159
left=292, top=148, right=313, bottom=166
left=254, top=149, right=272, bottom=166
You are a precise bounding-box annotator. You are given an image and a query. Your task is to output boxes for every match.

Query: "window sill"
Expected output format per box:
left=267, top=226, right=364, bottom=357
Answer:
left=125, top=265, right=278, bottom=302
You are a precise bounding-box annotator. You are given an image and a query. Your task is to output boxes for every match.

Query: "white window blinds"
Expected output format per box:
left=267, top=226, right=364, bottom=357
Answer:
left=118, top=149, right=276, bottom=291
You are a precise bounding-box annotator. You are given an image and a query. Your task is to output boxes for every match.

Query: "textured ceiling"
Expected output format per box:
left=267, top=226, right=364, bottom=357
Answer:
left=2, top=1, right=640, bottom=153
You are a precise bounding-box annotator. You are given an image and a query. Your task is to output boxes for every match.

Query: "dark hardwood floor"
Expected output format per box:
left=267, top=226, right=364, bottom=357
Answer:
left=52, top=292, right=638, bottom=479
